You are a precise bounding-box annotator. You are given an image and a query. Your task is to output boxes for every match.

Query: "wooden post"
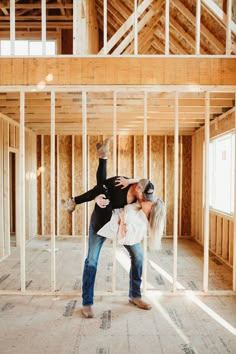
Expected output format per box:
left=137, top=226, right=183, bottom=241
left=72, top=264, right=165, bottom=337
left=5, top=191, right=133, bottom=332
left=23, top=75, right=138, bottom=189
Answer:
left=143, top=91, right=147, bottom=178
left=10, top=0, right=15, bottom=56
left=31, top=133, right=37, bottom=238
left=41, top=136, right=45, bottom=235
left=173, top=92, right=179, bottom=292
left=203, top=91, right=210, bottom=292
left=112, top=91, right=117, bottom=293
left=178, top=136, right=183, bottom=237
left=133, top=136, right=137, bottom=177
left=73, top=0, right=81, bottom=55
left=196, top=0, right=201, bottom=55
left=233, top=93, right=236, bottom=291
left=113, top=92, right=117, bottom=175
left=103, top=0, right=107, bottom=54
left=143, top=91, right=148, bottom=293
left=20, top=91, right=26, bottom=292
left=0, top=118, right=4, bottom=258
left=226, top=0, right=232, bottom=55
left=41, top=0, right=46, bottom=55
left=82, top=91, right=87, bottom=262
left=164, top=135, right=167, bottom=235
left=56, top=135, right=60, bottom=236
left=134, top=0, right=138, bottom=55
left=165, top=0, right=170, bottom=55
left=72, top=135, right=75, bottom=236
left=3, top=120, right=10, bottom=256
left=50, top=91, right=56, bottom=291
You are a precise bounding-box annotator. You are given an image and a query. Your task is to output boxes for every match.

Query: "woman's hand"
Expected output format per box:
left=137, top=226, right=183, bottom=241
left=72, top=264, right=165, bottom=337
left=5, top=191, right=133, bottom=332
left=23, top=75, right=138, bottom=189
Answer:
left=115, top=177, right=130, bottom=189
left=95, top=194, right=110, bottom=208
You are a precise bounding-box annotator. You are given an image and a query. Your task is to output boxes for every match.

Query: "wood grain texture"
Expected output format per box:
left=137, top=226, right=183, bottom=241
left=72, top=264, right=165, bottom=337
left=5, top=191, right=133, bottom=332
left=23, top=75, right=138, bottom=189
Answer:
left=59, top=136, right=72, bottom=235
left=181, top=136, right=191, bottom=236
left=0, top=58, right=235, bottom=85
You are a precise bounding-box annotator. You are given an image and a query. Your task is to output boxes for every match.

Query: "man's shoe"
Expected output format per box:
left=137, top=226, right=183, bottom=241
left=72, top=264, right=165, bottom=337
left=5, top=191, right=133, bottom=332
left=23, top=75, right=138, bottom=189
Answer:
left=81, top=305, right=94, bottom=318
left=129, top=298, right=152, bottom=310
left=61, top=198, right=76, bottom=213
left=96, top=137, right=113, bottom=159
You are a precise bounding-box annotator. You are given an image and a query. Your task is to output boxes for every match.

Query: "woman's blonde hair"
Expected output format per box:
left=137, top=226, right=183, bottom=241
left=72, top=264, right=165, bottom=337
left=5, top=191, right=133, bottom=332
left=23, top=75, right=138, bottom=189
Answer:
left=148, top=198, right=165, bottom=250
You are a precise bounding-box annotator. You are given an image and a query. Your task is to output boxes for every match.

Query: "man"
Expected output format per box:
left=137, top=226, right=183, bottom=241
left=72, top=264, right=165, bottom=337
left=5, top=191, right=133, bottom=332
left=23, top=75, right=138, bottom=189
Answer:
left=64, top=140, right=154, bottom=318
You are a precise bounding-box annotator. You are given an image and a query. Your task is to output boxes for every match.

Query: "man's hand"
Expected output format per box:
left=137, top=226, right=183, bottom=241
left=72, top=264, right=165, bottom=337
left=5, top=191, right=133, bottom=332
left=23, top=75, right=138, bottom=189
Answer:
left=95, top=194, right=110, bottom=208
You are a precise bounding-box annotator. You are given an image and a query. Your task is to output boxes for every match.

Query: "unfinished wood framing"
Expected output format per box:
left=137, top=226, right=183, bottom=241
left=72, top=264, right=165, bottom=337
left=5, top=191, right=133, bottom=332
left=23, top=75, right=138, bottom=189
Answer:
left=50, top=91, right=56, bottom=291
left=41, top=136, right=45, bottom=236
left=10, top=0, right=15, bottom=56
left=226, top=0, right=232, bottom=55
left=103, top=0, right=107, bottom=54
left=143, top=90, right=148, bottom=293
left=82, top=90, right=87, bottom=263
left=3, top=120, right=10, bottom=257
left=57, top=135, right=60, bottom=236
left=165, top=0, right=170, bottom=55
left=19, top=91, right=26, bottom=292
left=234, top=93, right=236, bottom=291
left=71, top=135, right=75, bottom=236
left=178, top=136, right=183, bottom=236
left=41, top=0, right=46, bottom=55
left=203, top=91, right=210, bottom=292
left=134, top=0, right=138, bottom=55
left=0, top=119, right=4, bottom=258
left=173, top=92, right=179, bottom=292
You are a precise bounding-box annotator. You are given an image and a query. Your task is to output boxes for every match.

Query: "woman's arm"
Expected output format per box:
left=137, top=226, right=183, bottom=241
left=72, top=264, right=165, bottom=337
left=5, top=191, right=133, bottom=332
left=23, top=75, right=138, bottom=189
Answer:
left=115, top=177, right=141, bottom=189
left=118, top=210, right=127, bottom=238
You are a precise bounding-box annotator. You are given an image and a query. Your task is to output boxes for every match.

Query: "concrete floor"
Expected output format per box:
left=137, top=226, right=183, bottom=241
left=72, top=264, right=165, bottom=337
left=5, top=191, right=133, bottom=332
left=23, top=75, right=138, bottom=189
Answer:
left=0, top=237, right=235, bottom=353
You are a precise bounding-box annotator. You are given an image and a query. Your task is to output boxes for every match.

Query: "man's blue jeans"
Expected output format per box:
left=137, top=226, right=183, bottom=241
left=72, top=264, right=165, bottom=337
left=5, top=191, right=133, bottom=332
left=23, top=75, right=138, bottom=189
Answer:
left=82, top=224, right=144, bottom=306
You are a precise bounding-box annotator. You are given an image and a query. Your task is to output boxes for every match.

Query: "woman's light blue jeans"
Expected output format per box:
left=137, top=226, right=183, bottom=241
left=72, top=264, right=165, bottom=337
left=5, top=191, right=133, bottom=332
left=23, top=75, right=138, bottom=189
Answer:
left=82, top=224, right=144, bottom=306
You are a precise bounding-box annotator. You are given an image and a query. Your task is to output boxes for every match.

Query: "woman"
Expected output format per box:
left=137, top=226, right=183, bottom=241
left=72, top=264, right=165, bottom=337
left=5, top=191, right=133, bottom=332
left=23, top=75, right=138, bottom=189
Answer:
left=98, top=178, right=165, bottom=251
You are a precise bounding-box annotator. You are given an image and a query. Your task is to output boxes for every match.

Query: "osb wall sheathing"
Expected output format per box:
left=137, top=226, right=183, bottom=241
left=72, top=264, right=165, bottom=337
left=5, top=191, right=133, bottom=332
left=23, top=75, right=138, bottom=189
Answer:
left=118, top=136, right=134, bottom=177
left=37, top=134, right=192, bottom=237
left=150, top=136, right=165, bottom=201
left=134, top=136, right=144, bottom=178
left=181, top=136, right=192, bottom=236
left=74, top=136, right=83, bottom=236
left=167, top=136, right=174, bottom=235
left=59, top=136, right=72, bottom=235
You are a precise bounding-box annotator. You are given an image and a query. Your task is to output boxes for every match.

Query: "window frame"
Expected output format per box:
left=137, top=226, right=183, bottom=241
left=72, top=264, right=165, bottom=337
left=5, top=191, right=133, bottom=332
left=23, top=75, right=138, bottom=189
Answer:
left=209, top=130, right=235, bottom=216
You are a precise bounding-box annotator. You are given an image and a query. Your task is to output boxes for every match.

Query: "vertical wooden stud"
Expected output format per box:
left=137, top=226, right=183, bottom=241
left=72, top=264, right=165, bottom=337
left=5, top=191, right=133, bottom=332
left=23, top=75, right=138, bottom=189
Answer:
left=42, top=0, right=46, bottom=55
left=226, top=0, right=232, bottom=55
left=50, top=91, right=56, bottom=291
left=10, top=0, right=15, bottom=55
left=0, top=118, right=4, bottom=258
left=57, top=135, right=60, bottom=236
left=165, top=0, right=170, bottom=55
left=20, top=91, right=26, bottom=292
left=173, top=92, right=179, bottom=292
left=203, top=91, right=210, bottom=292
left=82, top=90, right=87, bottom=262
left=196, top=0, right=201, bottom=55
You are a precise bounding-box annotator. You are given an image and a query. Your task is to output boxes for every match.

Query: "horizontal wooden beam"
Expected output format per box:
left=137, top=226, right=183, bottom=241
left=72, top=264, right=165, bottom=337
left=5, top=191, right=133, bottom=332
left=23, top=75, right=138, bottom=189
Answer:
left=0, top=58, right=236, bottom=86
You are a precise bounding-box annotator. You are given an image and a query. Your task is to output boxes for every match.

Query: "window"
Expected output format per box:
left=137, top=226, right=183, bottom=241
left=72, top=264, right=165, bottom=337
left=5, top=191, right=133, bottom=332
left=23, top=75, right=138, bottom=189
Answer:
left=0, top=40, right=56, bottom=56
left=209, top=131, right=235, bottom=214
